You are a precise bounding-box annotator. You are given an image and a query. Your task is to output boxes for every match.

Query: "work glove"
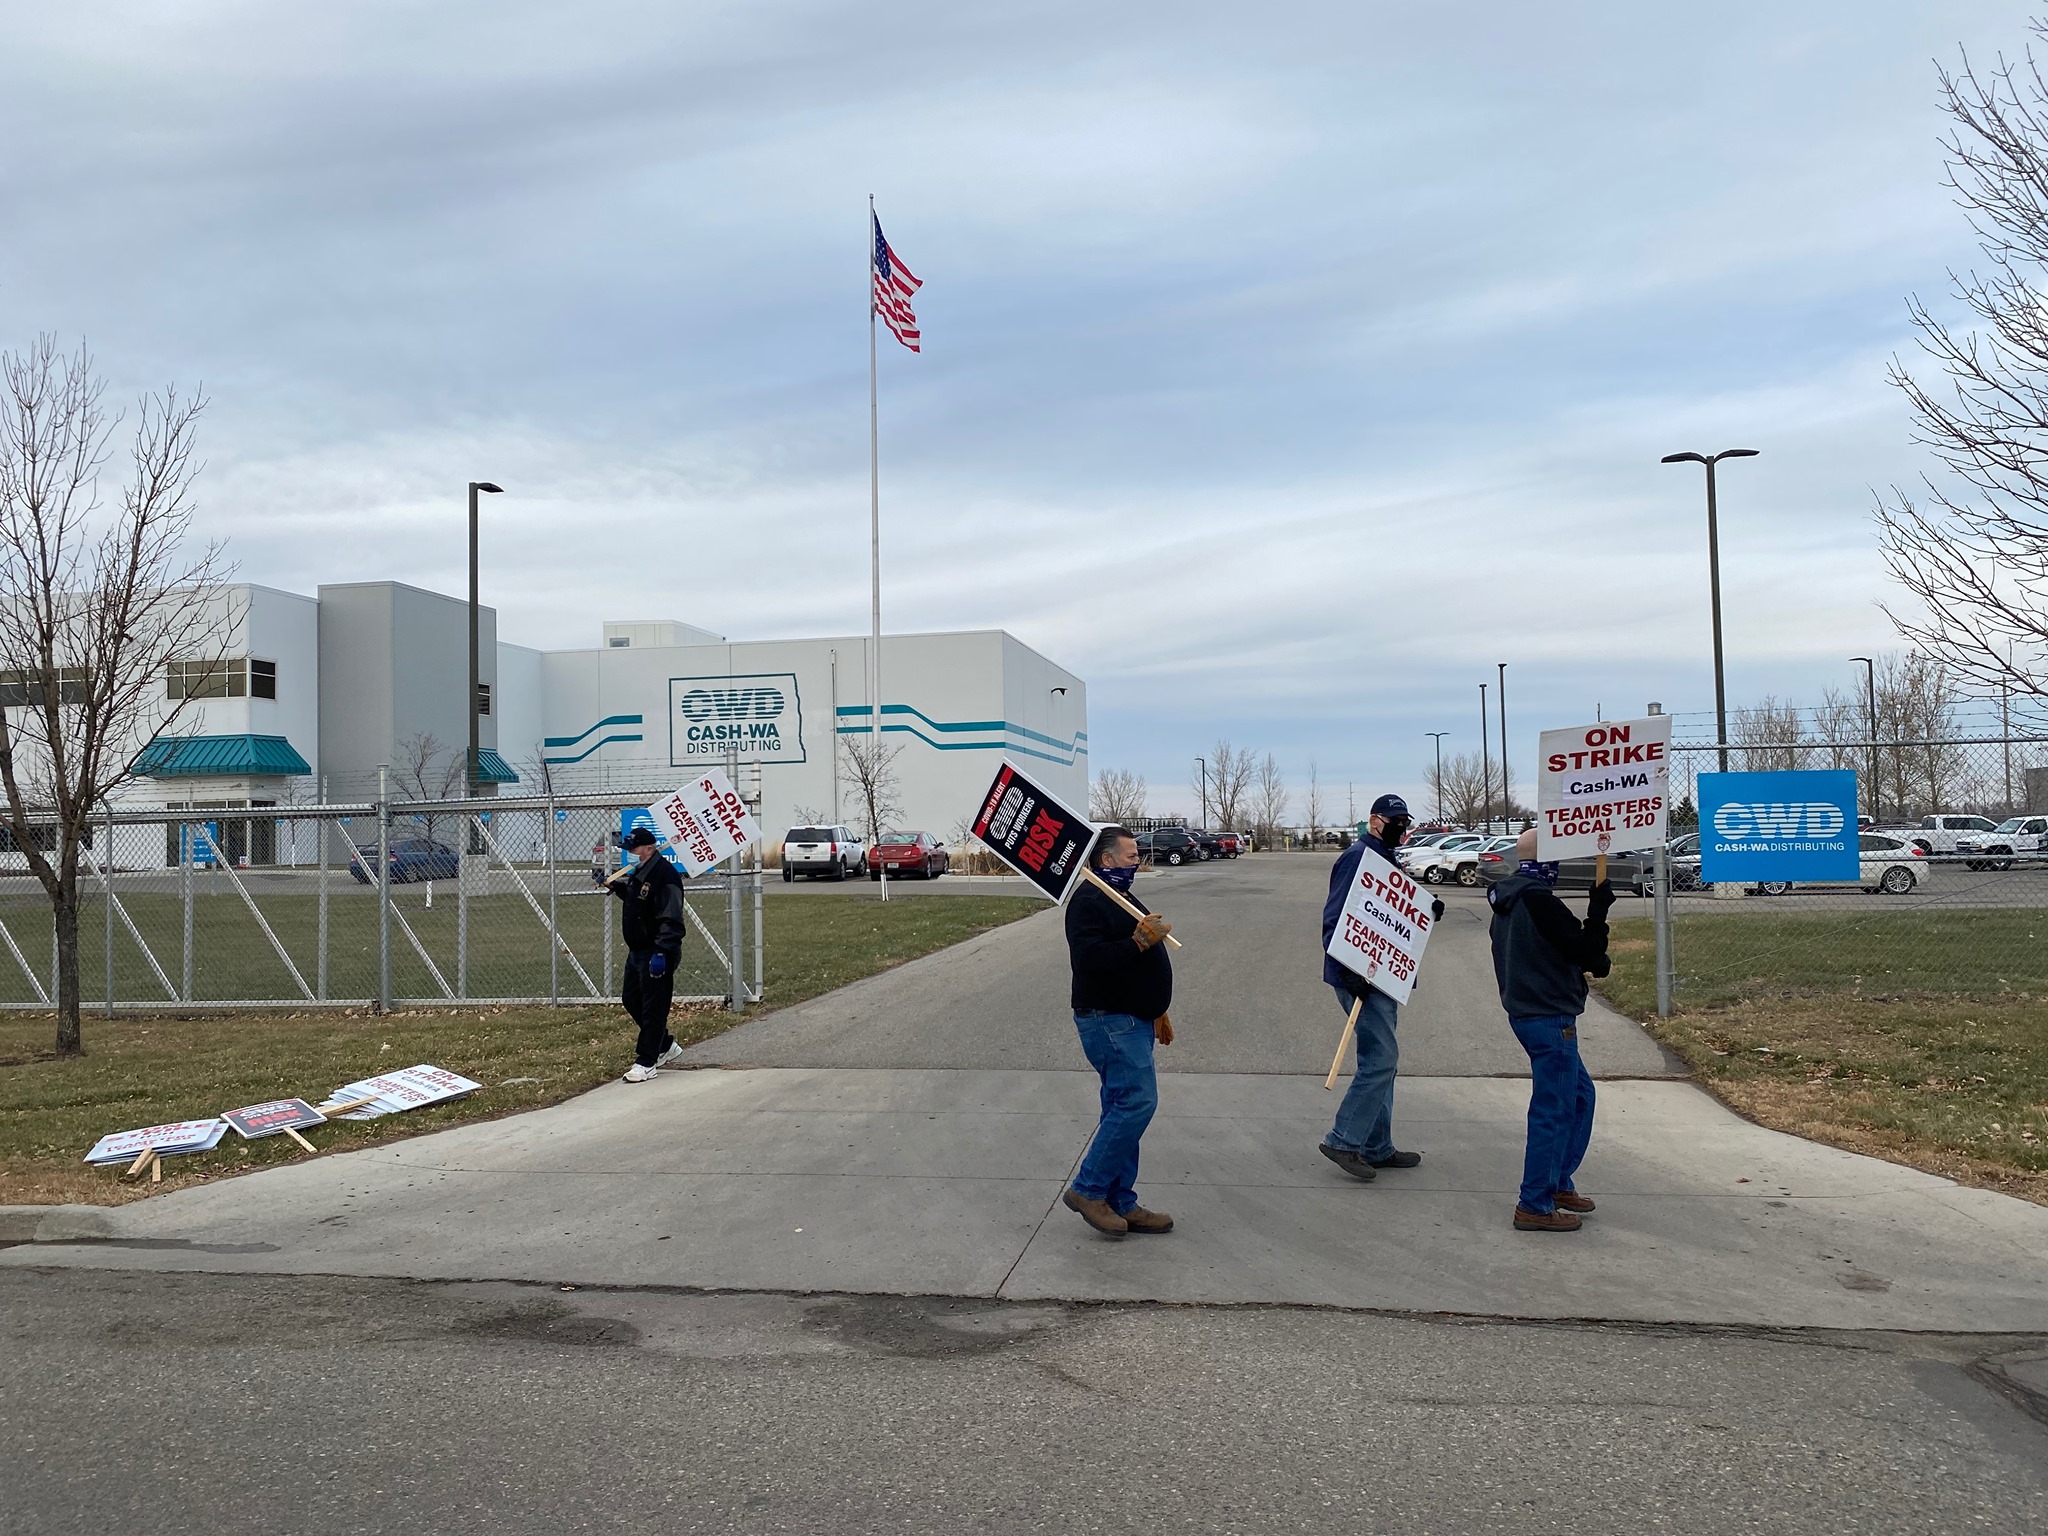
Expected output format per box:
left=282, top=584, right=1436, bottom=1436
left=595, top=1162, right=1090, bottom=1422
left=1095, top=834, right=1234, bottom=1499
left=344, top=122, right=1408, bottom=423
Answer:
left=1586, top=880, right=1616, bottom=920
left=1431, top=897, right=1446, bottom=922
left=1133, top=913, right=1173, bottom=951
left=647, top=952, right=668, bottom=979
left=1154, top=1012, right=1174, bottom=1045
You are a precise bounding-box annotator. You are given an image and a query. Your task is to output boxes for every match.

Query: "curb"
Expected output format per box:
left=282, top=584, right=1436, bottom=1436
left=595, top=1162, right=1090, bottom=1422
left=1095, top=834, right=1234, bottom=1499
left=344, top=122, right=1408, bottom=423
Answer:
left=0, top=1205, right=120, bottom=1244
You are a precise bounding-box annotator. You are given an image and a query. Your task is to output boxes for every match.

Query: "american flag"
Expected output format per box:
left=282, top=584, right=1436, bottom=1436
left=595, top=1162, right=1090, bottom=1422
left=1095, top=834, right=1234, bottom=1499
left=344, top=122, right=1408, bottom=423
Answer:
left=872, top=213, right=922, bottom=353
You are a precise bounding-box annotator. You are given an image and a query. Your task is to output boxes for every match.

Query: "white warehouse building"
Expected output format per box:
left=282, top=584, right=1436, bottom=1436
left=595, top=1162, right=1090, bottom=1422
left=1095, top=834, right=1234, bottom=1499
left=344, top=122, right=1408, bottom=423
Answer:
left=112, top=580, right=1088, bottom=860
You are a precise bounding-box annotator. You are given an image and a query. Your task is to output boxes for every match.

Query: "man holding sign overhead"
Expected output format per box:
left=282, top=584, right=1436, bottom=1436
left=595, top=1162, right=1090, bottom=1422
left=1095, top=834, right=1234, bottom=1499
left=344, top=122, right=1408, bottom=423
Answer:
left=1317, top=794, right=1443, bottom=1183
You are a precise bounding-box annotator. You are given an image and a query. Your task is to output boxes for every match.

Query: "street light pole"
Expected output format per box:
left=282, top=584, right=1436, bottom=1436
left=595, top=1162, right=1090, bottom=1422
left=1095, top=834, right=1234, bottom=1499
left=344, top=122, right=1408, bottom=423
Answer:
left=1426, top=733, right=1448, bottom=823
left=1479, top=683, right=1491, bottom=831
left=467, top=481, right=504, bottom=791
left=1851, top=656, right=1877, bottom=822
left=1497, top=662, right=1508, bottom=826
left=1194, top=756, right=1208, bottom=829
left=1661, top=449, right=1758, bottom=774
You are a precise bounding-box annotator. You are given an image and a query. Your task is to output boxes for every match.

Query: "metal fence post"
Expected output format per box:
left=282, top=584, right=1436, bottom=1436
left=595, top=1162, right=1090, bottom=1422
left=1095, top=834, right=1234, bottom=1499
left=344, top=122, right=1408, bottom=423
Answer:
left=457, top=807, right=469, bottom=1002
left=727, top=850, right=744, bottom=1013
left=103, top=801, right=114, bottom=1018
left=546, top=793, right=559, bottom=1006
left=316, top=814, right=329, bottom=1000
left=377, top=764, right=392, bottom=1013
left=180, top=821, right=193, bottom=1003
left=1653, top=842, right=1672, bottom=1018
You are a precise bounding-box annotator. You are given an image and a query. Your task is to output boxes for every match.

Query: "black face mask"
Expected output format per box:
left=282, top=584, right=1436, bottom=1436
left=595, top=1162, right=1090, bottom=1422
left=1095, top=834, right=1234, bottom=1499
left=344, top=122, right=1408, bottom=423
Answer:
left=1378, top=817, right=1412, bottom=847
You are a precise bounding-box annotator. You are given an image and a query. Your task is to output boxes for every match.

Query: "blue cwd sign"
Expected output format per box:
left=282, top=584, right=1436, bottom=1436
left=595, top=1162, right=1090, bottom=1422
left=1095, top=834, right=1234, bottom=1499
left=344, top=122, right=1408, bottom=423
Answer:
left=1698, top=770, right=1860, bottom=883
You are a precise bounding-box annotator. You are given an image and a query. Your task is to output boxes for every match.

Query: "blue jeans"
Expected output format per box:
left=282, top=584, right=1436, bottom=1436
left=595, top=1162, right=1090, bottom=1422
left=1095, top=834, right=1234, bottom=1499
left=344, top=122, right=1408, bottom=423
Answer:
left=1509, top=1013, right=1596, bottom=1213
left=1324, top=985, right=1400, bottom=1161
left=1071, top=1010, right=1159, bottom=1215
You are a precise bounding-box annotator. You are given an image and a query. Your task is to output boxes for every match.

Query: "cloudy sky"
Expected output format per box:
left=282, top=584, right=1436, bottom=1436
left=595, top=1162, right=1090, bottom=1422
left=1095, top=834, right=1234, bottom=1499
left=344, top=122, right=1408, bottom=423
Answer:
left=1, top=2, right=2017, bottom=816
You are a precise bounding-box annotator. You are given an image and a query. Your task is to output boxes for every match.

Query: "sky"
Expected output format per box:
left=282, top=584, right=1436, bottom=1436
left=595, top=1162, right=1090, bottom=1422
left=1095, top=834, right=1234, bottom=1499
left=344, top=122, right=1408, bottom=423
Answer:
left=0, top=2, right=2022, bottom=819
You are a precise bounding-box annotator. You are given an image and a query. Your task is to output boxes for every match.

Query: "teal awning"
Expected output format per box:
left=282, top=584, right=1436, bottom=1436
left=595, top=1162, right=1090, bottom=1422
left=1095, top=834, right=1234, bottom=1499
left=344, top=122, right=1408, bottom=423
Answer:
left=473, top=748, right=519, bottom=785
left=134, top=733, right=312, bottom=779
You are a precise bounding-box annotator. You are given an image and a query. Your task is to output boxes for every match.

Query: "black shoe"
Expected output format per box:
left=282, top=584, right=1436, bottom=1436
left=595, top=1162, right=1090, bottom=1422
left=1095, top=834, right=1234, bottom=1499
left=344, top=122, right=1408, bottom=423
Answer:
left=1317, top=1142, right=1378, bottom=1181
left=1368, top=1150, right=1422, bottom=1169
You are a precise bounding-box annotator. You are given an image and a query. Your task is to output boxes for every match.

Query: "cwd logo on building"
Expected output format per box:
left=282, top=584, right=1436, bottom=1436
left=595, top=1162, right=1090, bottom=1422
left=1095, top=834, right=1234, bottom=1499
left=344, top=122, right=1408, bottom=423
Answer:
left=1699, top=770, right=1859, bottom=883
left=669, top=672, right=806, bottom=766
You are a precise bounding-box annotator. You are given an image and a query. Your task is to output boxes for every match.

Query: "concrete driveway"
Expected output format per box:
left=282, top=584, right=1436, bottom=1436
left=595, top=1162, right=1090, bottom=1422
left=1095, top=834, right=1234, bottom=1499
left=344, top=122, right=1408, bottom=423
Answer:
left=13, top=854, right=2047, bottom=1333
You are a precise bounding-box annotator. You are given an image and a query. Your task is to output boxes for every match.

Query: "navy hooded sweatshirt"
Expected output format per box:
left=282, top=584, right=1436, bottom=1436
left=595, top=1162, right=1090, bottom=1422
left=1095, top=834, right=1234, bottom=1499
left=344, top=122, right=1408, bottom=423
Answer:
left=1486, top=874, right=1614, bottom=1019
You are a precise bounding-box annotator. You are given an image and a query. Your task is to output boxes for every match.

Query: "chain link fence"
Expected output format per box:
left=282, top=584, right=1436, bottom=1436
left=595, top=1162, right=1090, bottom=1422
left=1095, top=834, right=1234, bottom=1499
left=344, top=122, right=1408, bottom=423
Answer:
left=0, top=792, right=765, bottom=1013
left=1644, top=737, right=2048, bottom=1009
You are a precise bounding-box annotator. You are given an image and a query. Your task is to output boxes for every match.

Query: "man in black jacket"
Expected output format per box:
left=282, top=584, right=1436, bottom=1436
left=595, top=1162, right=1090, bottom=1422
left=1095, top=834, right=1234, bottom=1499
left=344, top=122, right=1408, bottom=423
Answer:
left=1061, top=826, right=1175, bottom=1238
left=1486, top=829, right=1613, bottom=1232
left=613, top=827, right=687, bottom=1083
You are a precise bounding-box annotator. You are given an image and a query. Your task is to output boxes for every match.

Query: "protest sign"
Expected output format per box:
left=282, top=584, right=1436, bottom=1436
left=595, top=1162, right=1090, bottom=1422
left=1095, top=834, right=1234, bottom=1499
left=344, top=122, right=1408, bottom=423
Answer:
left=1324, top=844, right=1437, bottom=1007
left=85, top=1119, right=228, bottom=1167
left=222, top=1098, right=327, bottom=1151
left=624, top=768, right=762, bottom=880
left=1536, top=715, right=1672, bottom=862
left=970, top=762, right=1100, bottom=903
left=320, top=1064, right=483, bottom=1121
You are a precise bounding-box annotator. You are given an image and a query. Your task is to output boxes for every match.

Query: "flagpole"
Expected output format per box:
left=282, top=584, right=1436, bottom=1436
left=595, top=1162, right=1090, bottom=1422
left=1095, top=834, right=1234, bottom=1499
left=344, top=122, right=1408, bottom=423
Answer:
left=869, top=194, right=888, bottom=902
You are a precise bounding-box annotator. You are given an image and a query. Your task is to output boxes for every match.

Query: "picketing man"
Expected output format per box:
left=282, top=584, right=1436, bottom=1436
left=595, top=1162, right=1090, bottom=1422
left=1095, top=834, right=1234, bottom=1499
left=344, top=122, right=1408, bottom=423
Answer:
left=614, top=826, right=687, bottom=1084
left=1317, top=794, right=1443, bottom=1182
left=1061, top=826, right=1176, bottom=1238
left=1485, top=829, right=1613, bottom=1232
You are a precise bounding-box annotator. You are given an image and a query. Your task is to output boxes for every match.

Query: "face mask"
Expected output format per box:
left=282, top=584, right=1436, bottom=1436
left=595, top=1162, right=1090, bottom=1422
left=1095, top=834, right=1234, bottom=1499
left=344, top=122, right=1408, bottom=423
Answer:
left=1096, top=863, right=1137, bottom=892
left=1378, top=818, right=1411, bottom=847
left=1517, top=859, right=1559, bottom=886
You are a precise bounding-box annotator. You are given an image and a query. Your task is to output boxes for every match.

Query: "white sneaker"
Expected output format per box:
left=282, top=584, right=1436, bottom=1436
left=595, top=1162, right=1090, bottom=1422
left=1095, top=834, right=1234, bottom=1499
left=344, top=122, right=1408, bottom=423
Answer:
left=653, top=1042, right=685, bottom=1069
left=621, top=1063, right=659, bottom=1083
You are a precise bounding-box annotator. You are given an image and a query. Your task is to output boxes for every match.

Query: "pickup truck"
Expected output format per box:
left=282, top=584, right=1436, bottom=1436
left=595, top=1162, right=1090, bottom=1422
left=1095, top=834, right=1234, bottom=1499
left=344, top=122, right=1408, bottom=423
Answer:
left=1957, top=815, right=2048, bottom=870
left=1890, top=814, right=2000, bottom=855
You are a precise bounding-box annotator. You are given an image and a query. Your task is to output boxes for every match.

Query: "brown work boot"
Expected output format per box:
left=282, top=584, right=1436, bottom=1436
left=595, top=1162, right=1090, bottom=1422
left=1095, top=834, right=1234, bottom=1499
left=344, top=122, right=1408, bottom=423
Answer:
left=1062, top=1189, right=1128, bottom=1237
left=1122, top=1205, right=1174, bottom=1234
left=1553, top=1190, right=1596, bottom=1214
left=1513, top=1205, right=1583, bottom=1232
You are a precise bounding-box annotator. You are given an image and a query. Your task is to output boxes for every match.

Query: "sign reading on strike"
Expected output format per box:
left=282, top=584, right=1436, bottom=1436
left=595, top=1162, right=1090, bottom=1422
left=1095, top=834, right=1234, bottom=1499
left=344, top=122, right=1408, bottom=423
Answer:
left=646, top=767, right=762, bottom=877
left=970, top=762, right=1098, bottom=902
left=84, top=1119, right=227, bottom=1165
left=221, top=1099, right=326, bottom=1141
left=1536, top=715, right=1672, bottom=861
left=322, top=1064, right=484, bottom=1121
left=1324, top=845, right=1437, bottom=1005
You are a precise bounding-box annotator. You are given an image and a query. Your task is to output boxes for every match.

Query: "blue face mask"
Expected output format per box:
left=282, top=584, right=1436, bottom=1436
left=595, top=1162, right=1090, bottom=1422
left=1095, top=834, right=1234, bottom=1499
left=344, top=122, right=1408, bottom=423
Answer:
left=1096, top=863, right=1137, bottom=892
left=1517, top=860, right=1560, bottom=886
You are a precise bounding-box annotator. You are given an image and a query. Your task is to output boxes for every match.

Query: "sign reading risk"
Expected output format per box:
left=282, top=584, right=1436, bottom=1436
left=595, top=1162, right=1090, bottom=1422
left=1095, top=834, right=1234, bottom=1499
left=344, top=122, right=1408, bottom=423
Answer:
left=970, top=762, right=1097, bottom=903
left=1536, top=715, right=1672, bottom=861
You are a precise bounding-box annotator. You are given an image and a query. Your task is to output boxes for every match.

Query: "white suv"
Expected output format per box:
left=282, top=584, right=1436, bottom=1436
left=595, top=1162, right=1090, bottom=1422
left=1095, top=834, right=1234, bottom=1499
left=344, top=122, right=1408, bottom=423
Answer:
left=780, top=825, right=866, bottom=881
left=1958, top=815, right=2048, bottom=871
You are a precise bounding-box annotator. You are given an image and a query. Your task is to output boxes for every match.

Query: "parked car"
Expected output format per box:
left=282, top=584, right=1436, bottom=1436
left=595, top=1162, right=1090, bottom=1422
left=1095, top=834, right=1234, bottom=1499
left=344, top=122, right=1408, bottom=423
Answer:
left=1401, top=833, right=1489, bottom=882
left=1479, top=844, right=1661, bottom=895
left=1752, top=833, right=1928, bottom=895
left=348, top=837, right=460, bottom=885
left=1136, top=827, right=1203, bottom=866
left=1427, top=834, right=1519, bottom=887
left=868, top=830, right=949, bottom=880
left=780, top=824, right=866, bottom=881
left=1212, top=831, right=1243, bottom=858
left=1899, top=814, right=2000, bottom=855
left=1192, top=828, right=1225, bottom=860
left=1958, top=815, right=2048, bottom=871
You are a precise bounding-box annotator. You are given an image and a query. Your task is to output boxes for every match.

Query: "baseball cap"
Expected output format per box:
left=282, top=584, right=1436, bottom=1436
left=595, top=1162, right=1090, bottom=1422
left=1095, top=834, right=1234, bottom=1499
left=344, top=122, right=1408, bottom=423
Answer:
left=622, top=827, right=659, bottom=850
left=1370, top=793, right=1410, bottom=820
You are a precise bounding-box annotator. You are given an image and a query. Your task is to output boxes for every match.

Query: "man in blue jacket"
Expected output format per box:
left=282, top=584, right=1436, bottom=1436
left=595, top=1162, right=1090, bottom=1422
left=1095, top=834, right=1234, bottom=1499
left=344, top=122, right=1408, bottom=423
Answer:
left=1318, top=794, right=1443, bottom=1182
left=1062, top=826, right=1175, bottom=1238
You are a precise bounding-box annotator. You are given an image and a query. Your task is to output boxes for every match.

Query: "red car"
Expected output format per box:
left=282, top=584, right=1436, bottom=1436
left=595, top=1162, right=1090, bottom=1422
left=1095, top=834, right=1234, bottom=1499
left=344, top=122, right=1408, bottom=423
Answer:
left=869, top=830, right=950, bottom=880
left=1213, top=832, right=1243, bottom=858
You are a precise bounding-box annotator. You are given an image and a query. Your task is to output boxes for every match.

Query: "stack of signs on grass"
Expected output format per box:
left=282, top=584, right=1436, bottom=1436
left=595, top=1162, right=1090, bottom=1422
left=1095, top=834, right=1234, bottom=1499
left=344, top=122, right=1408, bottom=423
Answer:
left=646, top=767, right=763, bottom=876
left=84, top=1119, right=228, bottom=1166
left=1325, top=845, right=1437, bottom=1004
left=320, top=1064, right=483, bottom=1121
left=969, top=761, right=1097, bottom=902
left=221, top=1098, right=328, bottom=1150
left=1535, top=714, right=1673, bottom=860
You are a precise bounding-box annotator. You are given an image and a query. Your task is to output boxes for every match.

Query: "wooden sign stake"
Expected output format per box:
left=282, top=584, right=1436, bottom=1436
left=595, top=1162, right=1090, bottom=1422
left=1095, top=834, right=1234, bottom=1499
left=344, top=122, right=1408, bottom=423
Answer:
left=124, top=1145, right=156, bottom=1179
left=149, top=1152, right=162, bottom=1183
left=316, top=1095, right=381, bottom=1120
left=283, top=1127, right=317, bottom=1153
left=1078, top=867, right=1185, bottom=950
left=1594, top=853, right=1608, bottom=885
left=1324, top=995, right=1365, bottom=1090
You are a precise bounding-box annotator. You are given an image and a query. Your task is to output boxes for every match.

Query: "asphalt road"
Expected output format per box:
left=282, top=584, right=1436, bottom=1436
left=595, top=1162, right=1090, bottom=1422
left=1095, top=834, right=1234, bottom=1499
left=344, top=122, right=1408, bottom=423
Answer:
left=4, top=1269, right=2043, bottom=1536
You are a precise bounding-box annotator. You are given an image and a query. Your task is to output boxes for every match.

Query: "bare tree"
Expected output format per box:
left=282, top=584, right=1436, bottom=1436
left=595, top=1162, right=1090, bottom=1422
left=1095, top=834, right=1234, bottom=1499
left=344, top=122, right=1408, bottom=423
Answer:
left=0, top=337, right=226, bottom=1056
left=1731, top=696, right=1806, bottom=772
left=837, top=730, right=903, bottom=841
left=1303, top=759, right=1324, bottom=846
left=1208, top=740, right=1256, bottom=833
left=1251, top=752, right=1289, bottom=844
left=1874, top=652, right=1965, bottom=818
left=1429, top=750, right=1490, bottom=827
left=1876, top=25, right=2048, bottom=714
left=389, top=731, right=465, bottom=852
left=1089, top=766, right=1148, bottom=824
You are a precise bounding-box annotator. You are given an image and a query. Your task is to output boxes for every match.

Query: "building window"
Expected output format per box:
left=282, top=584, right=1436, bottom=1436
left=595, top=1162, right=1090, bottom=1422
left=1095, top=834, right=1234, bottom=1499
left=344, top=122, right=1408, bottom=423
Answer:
left=476, top=682, right=492, bottom=716
left=250, top=659, right=276, bottom=700
left=167, top=658, right=249, bottom=699
left=609, top=637, right=631, bottom=648
left=0, top=668, right=88, bottom=706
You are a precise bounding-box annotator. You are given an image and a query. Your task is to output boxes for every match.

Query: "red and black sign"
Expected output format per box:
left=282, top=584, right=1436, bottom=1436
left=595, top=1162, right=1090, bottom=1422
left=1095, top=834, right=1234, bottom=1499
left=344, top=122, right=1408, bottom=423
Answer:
left=970, top=762, right=1098, bottom=902
left=221, top=1098, right=326, bottom=1141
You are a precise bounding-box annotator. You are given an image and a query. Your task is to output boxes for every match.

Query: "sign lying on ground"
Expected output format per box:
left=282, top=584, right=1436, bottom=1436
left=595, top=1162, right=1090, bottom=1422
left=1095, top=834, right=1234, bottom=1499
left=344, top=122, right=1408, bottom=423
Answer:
left=221, top=1099, right=327, bottom=1141
left=970, top=761, right=1097, bottom=902
left=1699, top=770, right=1860, bottom=883
left=646, top=768, right=763, bottom=876
left=1324, top=845, right=1437, bottom=1006
left=322, top=1064, right=484, bottom=1121
left=1536, top=715, right=1673, bottom=861
left=85, top=1119, right=228, bottom=1165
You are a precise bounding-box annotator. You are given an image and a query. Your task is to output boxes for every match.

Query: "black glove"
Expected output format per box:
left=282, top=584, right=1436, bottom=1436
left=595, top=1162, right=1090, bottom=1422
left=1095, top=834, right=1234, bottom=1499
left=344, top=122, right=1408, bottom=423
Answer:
left=1587, top=879, right=1616, bottom=919
left=1431, top=897, right=1446, bottom=922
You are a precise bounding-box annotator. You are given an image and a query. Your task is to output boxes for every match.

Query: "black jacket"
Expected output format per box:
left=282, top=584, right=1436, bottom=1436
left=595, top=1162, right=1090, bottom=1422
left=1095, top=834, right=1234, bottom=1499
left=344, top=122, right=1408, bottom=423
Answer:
left=613, top=855, right=685, bottom=957
left=1065, top=881, right=1173, bottom=1020
left=1486, top=874, right=1613, bottom=1019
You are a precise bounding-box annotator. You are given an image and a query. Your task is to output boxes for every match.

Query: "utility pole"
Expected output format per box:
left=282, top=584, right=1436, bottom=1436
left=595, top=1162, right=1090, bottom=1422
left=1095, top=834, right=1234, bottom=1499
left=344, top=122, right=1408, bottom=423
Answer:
left=1427, top=733, right=1448, bottom=823
left=1661, top=449, right=1759, bottom=773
